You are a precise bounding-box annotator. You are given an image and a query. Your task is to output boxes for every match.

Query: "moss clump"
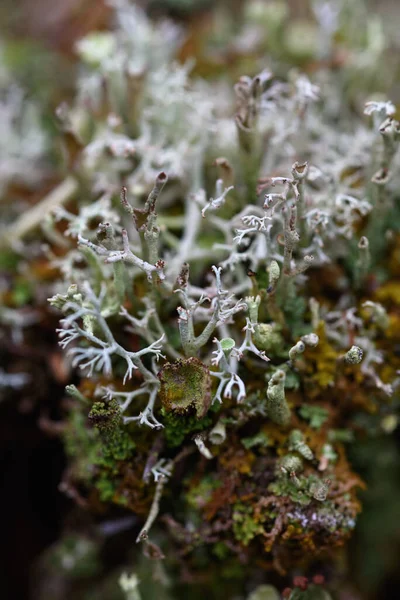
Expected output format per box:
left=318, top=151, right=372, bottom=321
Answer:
left=98, top=430, right=136, bottom=465
left=161, top=407, right=213, bottom=448
left=88, top=398, right=122, bottom=439
left=158, top=357, right=211, bottom=418
left=92, top=419, right=135, bottom=504
left=232, top=503, right=264, bottom=545
left=94, top=471, right=118, bottom=503
left=64, top=404, right=101, bottom=482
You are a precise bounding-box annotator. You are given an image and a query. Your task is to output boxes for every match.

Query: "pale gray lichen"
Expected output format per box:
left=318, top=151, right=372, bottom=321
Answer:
left=289, top=430, right=314, bottom=461
left=266, top=370, right=291, bottom=426
left=344, top=345, right=364, bottom=365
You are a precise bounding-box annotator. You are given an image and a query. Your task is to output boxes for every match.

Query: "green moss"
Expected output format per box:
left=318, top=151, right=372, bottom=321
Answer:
left=90, top=429, right=135, bottom=505
left=100, top=430, right=135, bottom=464
left=64, top=404, right=100, bottom=482
left=161, top=407, right=213, bottom=448
left=95, top=471, right=118, bottom=503
left=232, top=503, right=264, bottom=545
left=64, top=400, right=135, bottom=504
left=91, top=423, right=135, bottom=505
left=88, top=398, right=122, bottom=439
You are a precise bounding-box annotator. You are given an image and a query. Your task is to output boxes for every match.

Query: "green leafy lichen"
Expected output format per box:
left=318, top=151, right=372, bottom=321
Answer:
left=232, top=503, right=264, bottom=546
left=241, top=431, right=270, bottom=450
left=299, top=405, right=329, bottom=430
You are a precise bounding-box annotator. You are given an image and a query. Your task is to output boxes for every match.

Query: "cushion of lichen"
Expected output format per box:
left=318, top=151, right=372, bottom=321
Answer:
left=158, top=357, right=211, bottom=418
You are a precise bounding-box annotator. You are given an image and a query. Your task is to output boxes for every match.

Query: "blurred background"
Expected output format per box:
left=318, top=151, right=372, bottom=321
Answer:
left=0, top=1, right=400, bottom=599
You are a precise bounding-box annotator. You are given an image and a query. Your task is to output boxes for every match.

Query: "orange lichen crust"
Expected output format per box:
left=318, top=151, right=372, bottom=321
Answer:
left=175, top=427, right=364, bottom=570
